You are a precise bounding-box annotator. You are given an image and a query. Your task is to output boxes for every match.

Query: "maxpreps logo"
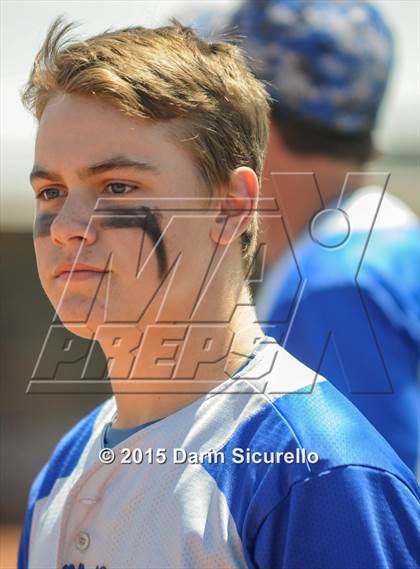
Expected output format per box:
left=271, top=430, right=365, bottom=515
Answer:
left=62, top=564, right=108, bottom=569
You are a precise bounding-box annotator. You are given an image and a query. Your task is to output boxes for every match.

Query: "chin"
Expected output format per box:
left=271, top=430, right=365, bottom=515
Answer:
left=59, top=320, right=97, bottom=340
left=51, top=298, right=108, bottom=338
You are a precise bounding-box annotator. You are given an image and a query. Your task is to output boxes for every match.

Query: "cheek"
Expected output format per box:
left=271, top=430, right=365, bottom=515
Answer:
left=33, top=234, right=49, bottom=273
left=100, top=210, right=168, bottom=279
left=100, top=228, right=161, bottom=290
left=34, top=211, right=55, bottom=239
left=166, top=217, right=213, bottom=271
left=33, top=241, right=53, bottom=300
left=33, top=213, right=55, bottom=269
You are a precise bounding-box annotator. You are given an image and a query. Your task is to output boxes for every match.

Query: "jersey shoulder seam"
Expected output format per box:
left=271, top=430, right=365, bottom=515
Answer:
left=257, top=463, right=420, bottom=531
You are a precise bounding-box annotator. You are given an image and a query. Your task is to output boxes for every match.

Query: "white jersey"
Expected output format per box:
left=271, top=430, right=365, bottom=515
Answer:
left=19, top=336, right=420, bottom=569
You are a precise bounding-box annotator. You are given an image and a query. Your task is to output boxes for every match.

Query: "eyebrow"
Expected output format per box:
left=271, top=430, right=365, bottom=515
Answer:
left=29, top=155, right=160, bottom=184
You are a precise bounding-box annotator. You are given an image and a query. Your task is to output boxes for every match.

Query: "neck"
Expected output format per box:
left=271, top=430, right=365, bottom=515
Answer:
left=99, top=284, right=266, bottom=429
left=261, top=128, right=364, bottom=266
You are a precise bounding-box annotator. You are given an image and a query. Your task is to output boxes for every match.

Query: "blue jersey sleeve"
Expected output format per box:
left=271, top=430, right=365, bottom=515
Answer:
left=252, top=465, right=420, bottom=569
left=266, top=285, right=419, bottom=471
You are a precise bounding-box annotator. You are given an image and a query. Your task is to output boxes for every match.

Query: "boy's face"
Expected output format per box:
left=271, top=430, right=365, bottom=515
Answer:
left=31, top=93, right=217, bottom=338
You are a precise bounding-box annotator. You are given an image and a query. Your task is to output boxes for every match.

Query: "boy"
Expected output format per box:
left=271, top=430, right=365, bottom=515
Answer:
left=19, top=16, right=419, bottom=569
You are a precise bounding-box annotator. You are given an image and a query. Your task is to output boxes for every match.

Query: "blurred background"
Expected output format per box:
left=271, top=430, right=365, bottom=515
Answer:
left=1, top=1, right=419, bottom=565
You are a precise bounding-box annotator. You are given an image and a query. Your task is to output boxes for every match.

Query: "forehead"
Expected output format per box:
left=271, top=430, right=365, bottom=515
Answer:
left=35, top=93, right=196, bottom=179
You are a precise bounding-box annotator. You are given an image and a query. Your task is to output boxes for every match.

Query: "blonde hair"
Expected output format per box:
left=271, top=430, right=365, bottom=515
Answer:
left=22, top=16, right=270, bottom=276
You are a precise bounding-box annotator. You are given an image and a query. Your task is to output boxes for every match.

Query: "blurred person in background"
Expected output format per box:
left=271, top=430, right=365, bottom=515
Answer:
left=219, top=0, right=419, bottom=472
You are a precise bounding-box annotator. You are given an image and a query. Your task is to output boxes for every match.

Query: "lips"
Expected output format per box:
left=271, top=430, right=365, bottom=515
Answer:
left=53, top=263, right=109, bottom=278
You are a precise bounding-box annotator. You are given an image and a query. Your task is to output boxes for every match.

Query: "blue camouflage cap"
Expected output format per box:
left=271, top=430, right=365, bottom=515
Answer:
left=226, top=0, right=394, bottom=132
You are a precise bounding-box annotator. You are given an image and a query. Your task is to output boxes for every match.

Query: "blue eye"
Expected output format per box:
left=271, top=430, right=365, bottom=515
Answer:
left=37, top=188, right=66, bottom=201
left=106, top=183, right=137, bottom=194
left=36, top=182, right=137, bottom=201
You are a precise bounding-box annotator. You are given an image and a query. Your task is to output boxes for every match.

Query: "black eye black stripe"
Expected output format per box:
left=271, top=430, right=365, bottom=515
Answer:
left=34, top=213, right=55, bottom=238
left=34, top=206, right=168, bottom=278
left=97, top=207, right=167, bottom=277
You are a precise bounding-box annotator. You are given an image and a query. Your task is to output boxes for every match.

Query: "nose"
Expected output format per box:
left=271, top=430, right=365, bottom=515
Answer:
left=50, top=193, right=97, bottom=248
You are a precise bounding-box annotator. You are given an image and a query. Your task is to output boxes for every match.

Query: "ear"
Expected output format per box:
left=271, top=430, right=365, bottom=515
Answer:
left=209, top=167, right=259, bottom=246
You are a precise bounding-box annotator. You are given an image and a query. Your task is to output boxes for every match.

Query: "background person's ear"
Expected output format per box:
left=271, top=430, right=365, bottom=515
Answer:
left=209, top=167, right=259, bottom=246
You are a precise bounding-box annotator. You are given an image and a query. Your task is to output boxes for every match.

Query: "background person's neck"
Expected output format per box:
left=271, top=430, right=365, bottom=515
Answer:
left=261, top=143, right=363, bottom=266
